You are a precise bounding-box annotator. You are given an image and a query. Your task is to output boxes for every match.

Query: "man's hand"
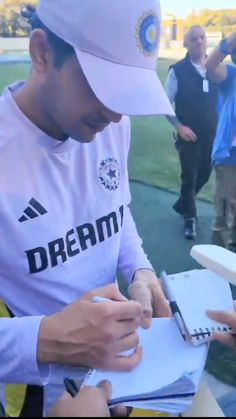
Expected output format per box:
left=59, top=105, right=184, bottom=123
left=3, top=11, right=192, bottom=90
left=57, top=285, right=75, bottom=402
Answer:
left=226, top=32, right=236, bottom=53
left=38, top=284, right=143, bottom=371
left=49, top=380, right=128, bottom=417
left=176, top=124, right=197, bottom=142
left=207, top=302, right=236, bottom=348
left=48, top=380, right=115, bottom=417
left=128, top=269, right=171, bottom=329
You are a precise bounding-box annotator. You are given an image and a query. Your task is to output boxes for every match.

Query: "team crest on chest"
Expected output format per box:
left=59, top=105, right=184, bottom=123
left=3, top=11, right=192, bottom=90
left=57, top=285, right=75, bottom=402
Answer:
left=99, top=157, right=120, bottom=191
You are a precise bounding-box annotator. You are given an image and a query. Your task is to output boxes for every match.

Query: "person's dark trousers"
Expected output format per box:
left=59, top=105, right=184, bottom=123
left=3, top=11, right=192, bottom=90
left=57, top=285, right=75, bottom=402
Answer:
left=174, top=136, right=213, bottom=219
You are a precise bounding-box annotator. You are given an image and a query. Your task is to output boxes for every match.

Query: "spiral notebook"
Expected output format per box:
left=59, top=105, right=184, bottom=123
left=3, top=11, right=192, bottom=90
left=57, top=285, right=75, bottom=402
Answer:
left=162, top=268, right=234, bottom=345
left=81, top=318, right=208, bottom=414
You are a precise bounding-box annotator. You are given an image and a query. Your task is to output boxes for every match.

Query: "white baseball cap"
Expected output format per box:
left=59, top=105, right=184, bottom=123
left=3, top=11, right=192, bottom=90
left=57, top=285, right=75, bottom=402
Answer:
left=36, top=0, right=174, bottom=116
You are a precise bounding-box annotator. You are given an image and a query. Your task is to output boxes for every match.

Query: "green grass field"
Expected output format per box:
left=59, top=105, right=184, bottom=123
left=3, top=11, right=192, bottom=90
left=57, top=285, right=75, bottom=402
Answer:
left=0, top=60, right=214, bottom=201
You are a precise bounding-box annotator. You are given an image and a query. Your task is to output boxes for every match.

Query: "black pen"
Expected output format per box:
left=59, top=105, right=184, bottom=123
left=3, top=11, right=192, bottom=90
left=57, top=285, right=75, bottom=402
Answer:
left=160, top=270, right=186, bottom=341
left=0, top=401, right=6, bottom=417
left=64, top=378, right=79, bottom=398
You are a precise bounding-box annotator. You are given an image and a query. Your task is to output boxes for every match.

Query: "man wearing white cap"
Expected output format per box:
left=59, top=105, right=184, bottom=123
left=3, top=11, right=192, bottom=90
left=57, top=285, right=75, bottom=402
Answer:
left=0, top=0, right=173, bottom=414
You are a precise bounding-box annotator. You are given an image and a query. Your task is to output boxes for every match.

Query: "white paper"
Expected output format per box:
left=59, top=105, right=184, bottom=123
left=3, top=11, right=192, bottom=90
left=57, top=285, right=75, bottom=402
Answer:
left=82, top=318, right=207, bottom=404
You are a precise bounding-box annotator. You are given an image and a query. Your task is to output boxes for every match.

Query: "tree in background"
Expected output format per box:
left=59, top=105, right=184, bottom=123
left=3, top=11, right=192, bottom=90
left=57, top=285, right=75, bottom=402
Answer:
left=0, top=0, right=36, bottom=37
left=163, top=8, right=236, bottom=45
left=0, top=2, right=236, bottom=39
left=188, top=8, right=236, bottom=37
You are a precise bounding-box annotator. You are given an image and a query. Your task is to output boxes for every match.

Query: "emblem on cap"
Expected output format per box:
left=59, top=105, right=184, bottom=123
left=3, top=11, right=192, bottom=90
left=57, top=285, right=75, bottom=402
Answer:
left=99, top=157, right=120, bottom=191
left=136, top=11, right=159, bottom=56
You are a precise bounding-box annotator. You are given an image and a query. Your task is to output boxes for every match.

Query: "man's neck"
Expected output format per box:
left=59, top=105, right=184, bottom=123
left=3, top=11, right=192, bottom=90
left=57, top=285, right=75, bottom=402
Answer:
left=190, top=55, right=206, bottom=67
left=12, top=81, right=67, bottom=141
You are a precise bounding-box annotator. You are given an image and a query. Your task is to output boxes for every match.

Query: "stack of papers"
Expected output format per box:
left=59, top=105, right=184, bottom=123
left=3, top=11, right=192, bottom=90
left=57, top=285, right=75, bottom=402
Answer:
left=81, top=318, right=208, bottom=414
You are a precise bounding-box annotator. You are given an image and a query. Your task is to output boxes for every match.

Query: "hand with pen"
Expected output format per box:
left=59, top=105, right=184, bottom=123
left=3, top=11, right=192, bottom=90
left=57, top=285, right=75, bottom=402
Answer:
left=128, top=269, right=171, bottom=329
left=38, top=283, right=143, bottom=372
left=49, top=380, right=127, bottom=417
left=207, top=301, right=236, bottom=348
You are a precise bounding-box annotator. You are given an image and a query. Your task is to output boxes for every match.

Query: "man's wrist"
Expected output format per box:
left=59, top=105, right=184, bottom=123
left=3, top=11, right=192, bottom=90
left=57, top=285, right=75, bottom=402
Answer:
left=37, top=315, right=61, bottom=364
left=133, top=268, right=156, bottom=284
left=166, top=115, right=181, bottom=129
left=219, top=38, right=234, bottom=55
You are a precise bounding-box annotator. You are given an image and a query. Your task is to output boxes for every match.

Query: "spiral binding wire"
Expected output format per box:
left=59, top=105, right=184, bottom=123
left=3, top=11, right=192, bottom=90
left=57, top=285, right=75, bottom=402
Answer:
left=192, top=325, right=232, bottom=341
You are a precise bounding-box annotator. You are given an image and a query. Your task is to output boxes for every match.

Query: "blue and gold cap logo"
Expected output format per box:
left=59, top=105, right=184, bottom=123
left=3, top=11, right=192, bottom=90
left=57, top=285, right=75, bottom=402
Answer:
left=136, top=11, right=159, bottom=56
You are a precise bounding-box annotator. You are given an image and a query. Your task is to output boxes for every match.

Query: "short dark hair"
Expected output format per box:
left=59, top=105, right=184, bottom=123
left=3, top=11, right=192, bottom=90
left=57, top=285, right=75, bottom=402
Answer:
left=21, top=4, right=75, bottom=69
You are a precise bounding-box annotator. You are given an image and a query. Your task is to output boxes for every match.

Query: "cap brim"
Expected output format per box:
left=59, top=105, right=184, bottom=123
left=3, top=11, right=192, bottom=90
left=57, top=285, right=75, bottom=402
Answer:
left=75, top=48, right=174, bottom=116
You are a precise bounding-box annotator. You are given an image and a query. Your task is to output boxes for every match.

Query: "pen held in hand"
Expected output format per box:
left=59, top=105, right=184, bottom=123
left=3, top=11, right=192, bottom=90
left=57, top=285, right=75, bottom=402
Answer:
left=160, top=270, right=186, bottom=341
left=92, top=295, right=135, bottom=356
left=64, top=378, right=79, bottom=398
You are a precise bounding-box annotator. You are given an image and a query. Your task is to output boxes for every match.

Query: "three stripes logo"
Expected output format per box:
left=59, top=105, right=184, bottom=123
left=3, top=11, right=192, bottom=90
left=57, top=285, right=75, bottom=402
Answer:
left=18, top=198, right=48, bottom=223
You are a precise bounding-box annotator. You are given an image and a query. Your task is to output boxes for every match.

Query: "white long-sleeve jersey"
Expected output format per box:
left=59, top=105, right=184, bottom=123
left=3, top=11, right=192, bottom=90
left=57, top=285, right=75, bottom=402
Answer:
left=0, top=82, right=153, bottom=412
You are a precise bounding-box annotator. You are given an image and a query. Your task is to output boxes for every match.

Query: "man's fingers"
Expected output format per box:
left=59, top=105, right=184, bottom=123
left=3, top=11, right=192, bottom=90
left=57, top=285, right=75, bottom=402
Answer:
left=152, top=287, right=171, bottom=318
left=179, top=126, right=197, bottom=142
left=116, top=331, right=139, bottom=354
left=59, top=391, right=72, bottom=402
left=116, top=318, right=141, bottom=337
left=107, top=300, right=142, bottom=321
left=128, top=281, right=152, bottom=313
left=207, top=310, right=236, bottom=330
left=128, top=282, right=153, bottom=327
left=87, top=284, right=128, bottom=302
left=187, top=128, right=197, bottom=141
left=92, top=299, right=142, bottom=322
left=141, top=308, right=153, bottom=329
left=110, top=405, right=131, bottom=417
left=111, top=345, right=143, bottom=372
left=211, top=331, right=236, bottom=348
left=190, top=134, right=197, bottom=142
left=100, top=284, right=127, bottom=302
left=96, top=380, right=112, bottom=401
left=187, top=134, right=196, bottom=142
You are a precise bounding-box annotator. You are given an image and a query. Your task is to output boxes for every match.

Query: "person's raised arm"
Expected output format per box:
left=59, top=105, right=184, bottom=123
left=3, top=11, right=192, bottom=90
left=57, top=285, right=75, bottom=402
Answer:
left=206, top=33, right=236, bottom=83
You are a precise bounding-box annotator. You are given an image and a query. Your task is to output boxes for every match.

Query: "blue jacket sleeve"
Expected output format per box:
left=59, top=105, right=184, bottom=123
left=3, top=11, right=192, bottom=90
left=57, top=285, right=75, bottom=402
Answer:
left=220, top=65, right=236, bottom=93
left=0, top=316, right=49, bottom=384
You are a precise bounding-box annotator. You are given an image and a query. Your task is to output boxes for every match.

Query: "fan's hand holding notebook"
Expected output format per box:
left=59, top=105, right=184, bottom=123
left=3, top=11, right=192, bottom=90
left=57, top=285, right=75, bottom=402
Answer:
left=161, top=268, right=234, bottom=345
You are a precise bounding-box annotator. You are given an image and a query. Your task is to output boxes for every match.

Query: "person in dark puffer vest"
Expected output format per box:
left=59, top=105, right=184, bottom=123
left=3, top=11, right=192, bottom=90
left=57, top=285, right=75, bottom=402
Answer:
left=165, top=25, right=219, bottom=240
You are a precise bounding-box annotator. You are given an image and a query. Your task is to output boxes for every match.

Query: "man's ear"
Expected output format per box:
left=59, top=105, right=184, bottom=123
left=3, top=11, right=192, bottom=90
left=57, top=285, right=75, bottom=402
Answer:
left=29, top=29, right=52, bottom=73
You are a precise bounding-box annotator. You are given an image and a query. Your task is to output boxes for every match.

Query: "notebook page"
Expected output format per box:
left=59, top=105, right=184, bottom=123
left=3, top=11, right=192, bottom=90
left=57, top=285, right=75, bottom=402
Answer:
left=82, top=318, right=207, bottom=401
left=168, top=269, right=234, bottom=339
